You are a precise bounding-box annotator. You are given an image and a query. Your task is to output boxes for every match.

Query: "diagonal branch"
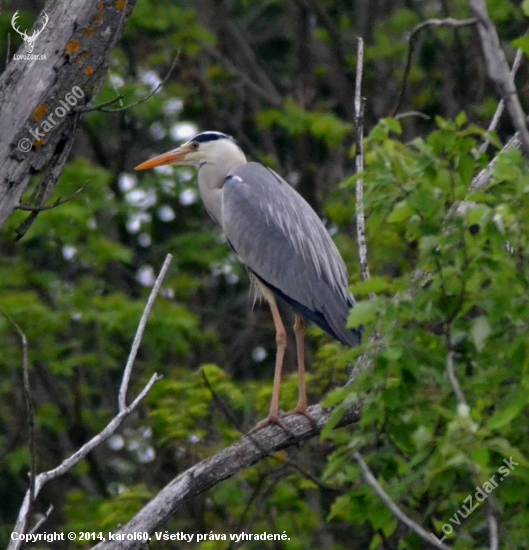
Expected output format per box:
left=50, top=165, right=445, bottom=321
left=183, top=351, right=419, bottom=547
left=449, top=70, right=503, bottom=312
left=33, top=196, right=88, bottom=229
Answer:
left=353, top=451, right=452, bottom=550
left=90, top=402, right=362, bottom=550
left=119, top=254, right=172, bottom=412
left=478, top=48, right=524, bottom=155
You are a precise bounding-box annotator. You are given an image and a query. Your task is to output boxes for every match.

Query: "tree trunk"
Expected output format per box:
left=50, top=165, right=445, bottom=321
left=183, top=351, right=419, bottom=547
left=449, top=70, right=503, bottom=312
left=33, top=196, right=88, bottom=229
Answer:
left=0, top=0, right=136, bottom=230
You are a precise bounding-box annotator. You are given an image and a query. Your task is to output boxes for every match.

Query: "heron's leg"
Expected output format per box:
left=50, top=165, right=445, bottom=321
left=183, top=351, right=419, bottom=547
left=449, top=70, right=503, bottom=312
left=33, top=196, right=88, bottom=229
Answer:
left=283, top=314, right=317, bottom=427
left=249, top=284, right=293, bottom=437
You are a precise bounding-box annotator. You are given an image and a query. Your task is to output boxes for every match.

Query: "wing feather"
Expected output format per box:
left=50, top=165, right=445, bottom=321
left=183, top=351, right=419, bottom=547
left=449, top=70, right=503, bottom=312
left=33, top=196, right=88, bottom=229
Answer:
left=221, top=162, right=360, bottom=346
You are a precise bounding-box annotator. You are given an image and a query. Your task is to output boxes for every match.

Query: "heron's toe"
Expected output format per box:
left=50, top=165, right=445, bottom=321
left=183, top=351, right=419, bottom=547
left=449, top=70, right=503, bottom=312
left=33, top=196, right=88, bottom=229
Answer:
left=247, top=414, right=295, bottom=438
left=282, top=406, right=318, bottom=428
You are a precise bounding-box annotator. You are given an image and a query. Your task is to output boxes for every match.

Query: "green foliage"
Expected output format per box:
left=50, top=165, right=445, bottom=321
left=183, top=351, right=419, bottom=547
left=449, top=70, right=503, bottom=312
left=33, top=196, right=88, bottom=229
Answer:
left=257, top=99, right=353, bottom=150
left=325, top=117, right=529, bottom=548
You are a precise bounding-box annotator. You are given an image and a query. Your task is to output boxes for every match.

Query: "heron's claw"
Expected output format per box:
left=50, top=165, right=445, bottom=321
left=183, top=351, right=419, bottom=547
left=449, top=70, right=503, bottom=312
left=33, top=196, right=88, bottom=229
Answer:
left=282, top=406, right=317, bottom=428
left=247, top=414, right=295, bottom=438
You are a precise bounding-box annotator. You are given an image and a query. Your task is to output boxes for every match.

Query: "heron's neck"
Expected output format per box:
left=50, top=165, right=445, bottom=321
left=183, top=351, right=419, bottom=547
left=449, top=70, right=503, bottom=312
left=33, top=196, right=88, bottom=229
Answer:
left=197, top=153, right=246, bottom=226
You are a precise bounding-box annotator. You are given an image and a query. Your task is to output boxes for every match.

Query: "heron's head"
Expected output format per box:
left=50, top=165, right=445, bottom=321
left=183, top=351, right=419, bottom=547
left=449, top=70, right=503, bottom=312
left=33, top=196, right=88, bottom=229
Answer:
left=135, top=131, right=245, bottom=171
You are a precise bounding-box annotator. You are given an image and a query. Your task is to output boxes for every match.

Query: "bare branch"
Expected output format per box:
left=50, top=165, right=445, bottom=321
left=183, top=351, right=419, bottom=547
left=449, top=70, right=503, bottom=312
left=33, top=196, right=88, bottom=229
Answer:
left=203, top=44, right=283, bottom=107
left=1, top=313, right=36, bottom=535
left=467, top=0, right=529, bottom=157
left=90, top=403, right=362, bottom=550
left=29, top=505, right=53, bottom=535
left=78, top=54, right=180, bottom=113
left=119, top=253, right=172, bottom=412
left=16, top=181, right=89, bottom=212
left=479, top=48, right=524, bottom=155
left=447, top=125, right=526, bottom=220
left=487, top=500, right=499, bottom=550
left=353, top=451, right=452, bottom=550
left=393, top=18, right=477, bottom=117
left=446, top=350, right=468, bottom=408
left=354, top=37, right=371, bottom=286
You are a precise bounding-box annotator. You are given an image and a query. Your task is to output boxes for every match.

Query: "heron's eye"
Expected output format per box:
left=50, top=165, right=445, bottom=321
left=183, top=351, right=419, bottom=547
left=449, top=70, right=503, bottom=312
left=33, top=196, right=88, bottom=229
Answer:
left=190, top=142, right=199, bottom=151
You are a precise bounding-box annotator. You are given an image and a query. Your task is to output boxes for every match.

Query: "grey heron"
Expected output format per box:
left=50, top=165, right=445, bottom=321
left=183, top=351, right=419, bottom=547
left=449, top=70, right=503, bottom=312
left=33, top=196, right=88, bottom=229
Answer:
left=135, top=131, right=361, bottom=433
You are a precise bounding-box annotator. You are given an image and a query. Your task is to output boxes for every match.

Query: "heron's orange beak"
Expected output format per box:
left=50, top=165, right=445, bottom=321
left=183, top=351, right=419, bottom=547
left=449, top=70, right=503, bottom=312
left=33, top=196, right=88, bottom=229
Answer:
left=134, top=144, right=192, bottom=170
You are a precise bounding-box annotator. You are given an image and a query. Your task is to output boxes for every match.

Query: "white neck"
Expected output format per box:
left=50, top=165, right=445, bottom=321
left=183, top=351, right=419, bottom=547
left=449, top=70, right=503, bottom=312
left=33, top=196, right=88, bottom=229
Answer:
left=196, top=141, right=246, bottom=225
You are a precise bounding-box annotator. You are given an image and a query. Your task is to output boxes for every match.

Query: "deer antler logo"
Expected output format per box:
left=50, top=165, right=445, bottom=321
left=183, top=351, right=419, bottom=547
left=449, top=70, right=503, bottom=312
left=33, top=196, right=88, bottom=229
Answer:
left=11, top=11, right=49, bottom=54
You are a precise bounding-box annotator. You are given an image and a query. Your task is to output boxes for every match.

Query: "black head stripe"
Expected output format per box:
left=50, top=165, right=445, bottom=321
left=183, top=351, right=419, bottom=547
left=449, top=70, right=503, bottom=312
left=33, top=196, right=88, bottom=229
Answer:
left=192, top=132, right=231, bottom=143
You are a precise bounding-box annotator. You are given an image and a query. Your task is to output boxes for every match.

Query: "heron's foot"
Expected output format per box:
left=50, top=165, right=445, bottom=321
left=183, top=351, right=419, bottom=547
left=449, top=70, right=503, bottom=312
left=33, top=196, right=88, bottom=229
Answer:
left=282, top=406, right=318, bottom=428
left=247, top=414, right=295, bottom=438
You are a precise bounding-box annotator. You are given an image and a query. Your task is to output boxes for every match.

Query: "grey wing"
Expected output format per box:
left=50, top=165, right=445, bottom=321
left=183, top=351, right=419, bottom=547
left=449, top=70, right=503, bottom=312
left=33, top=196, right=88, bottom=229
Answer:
left=222, top=162, right=361, bottom=347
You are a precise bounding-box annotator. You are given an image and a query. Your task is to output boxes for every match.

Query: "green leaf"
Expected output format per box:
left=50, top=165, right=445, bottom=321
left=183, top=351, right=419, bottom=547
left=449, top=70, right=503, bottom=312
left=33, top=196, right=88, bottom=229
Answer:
left=513, top=34, right=529, bottom=54
left=472, top=316, right=491, bottom=352
left=387, top=200, right=413, bottom=223
left=488, top=392, right=528, bottom=430
left=349, top=277, right=390, bottom=296
left=455, top=111, right=467, bottom=127
left=347, top=299, right=381, bottom=328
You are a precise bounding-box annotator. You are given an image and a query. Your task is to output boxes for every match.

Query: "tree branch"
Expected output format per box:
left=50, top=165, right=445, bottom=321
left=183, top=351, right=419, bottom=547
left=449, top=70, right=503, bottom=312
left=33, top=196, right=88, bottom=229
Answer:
left=353, top=452, right=452, bottom=550
left=478, top=48, right=523, bottom=155
left=16, top=181, right=88, bottom=212
left=119, top=254, right=172, bottom=412
left=393, top=18, right=477, bottom=117
left=445, top=350, right=468, bottom=409
left=354, top=37, right=371, bottom=286
left=0, top=0, right=137, bottom=229
left=78, top=54, right=180, bottom=113
left=467, top=0, right=529, bottom=157
left=91, top=402, right=362, bottom=550
left=1, top=313, right=36, bottom=536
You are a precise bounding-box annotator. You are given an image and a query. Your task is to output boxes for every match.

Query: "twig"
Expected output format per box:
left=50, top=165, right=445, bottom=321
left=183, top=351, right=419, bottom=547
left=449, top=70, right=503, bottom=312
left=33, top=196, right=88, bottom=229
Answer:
left=445, top=350, right=468, bottom=408
left=354, top=37, right=371, bottom=286
left=353, top=451, right=452, bottom=550
left=203, top=44, right=283, bottom=107
left=1, top=313, right=36, bottom=534
left=478, top=48, right=523, bottom=155
left=78, top=54, right=180, bottom=113
left=108, top=69, right=125, bottom=108
left=393, top=18, right=477, bottom=117
left=29, top=505, right=53, bottom=534
left=15, top=114, right=81, bottom=240
left=467, top=0, right=529, bottom=157
left=16, top=181, right=89, bottom=212
left=395, top=110, right=431, bottom=121
left=118, top=254, right=172, bottom=412
left=487, top=500, right=499, bottom=550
